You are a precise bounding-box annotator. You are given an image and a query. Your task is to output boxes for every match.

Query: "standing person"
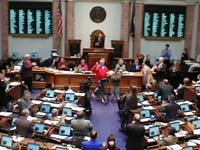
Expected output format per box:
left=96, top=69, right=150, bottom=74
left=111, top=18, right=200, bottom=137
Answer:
left=115, top=59, right=126, bottom=72
left=161, top=44, right=172, bottom=71
left=21, top=54, right=35, bottom=91
left=102, top=134, right=119, bottom=150
left=91, top=58, right=109, bottom=83
left=15, top=109, right=34, bottom=138
left=142, top=60, right=154, bottom=90
left=81, top=131, right=102, bottom=150
left=181, top=48, right=189, bottom=62
left=125, top=113, right=145, bottom=150
left=158, top=79, right=174, bottom=101
left=110, top=67, right=122, bottom=101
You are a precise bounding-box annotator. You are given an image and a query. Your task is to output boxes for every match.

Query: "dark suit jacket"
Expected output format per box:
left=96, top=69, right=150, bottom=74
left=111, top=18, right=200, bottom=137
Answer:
left=125, top=122, right=145, bottom=150
left=163, top=102, right=180, bottom=121
left=16, top=117, right=34, bottom=138
left=81, top=139, right=102, bottom=150
left=159, top=84, right=174, bottom=101
left=40, top=57, right=58, bottom=68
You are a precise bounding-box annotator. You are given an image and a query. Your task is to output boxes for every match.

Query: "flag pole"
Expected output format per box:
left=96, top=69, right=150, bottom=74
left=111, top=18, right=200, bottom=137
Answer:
left=131, top=0, right=136, bottom=57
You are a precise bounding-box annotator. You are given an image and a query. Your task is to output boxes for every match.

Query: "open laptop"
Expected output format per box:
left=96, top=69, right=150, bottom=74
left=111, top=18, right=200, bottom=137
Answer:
left=62, top=107, right=72, bottom=117
left=27, top=143, right=40, bottom=150
left=34, top=123, right=45, bottom=133
left=65, top=93, right=75, bottom=102
left=195, top=86, right=200, bottom=94
left=149, top=126, right=159, bottom=139
left=0, top=135, right=12, bottom=149
left=40, top=104, right=51, bottom=113
left=154, top=93, right=161, bottom=100
left=59, top=125, right=71, bottom=136
left=192, top=119, right=200, bottom=135
left=140, top=109, right=152, bottom=122
left=136, top=93, right=144, bottom=103
left=45, top=90, right=55, bottom=98
left=169, top=121, right=180, bottom=132
left=180, top=103, right=190, bottom=112
left=182, top=146, right=193, bottom=150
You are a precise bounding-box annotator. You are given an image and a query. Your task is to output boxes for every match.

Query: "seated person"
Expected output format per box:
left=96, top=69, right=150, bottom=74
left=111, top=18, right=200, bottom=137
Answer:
left=93, top=33, right=104, bottom=48
left=115, top=59, right=126, bottom=72
left=48, top=108, right=65, bottom=125
left=57, top=57, right=68, bottom=70
left=18, top=90, right=33, bottom=113
left=159, top=127, right=177, bottom=146
left=78, top=59, right=89, bottom=71
left=131, top=59, right=142, bottom=72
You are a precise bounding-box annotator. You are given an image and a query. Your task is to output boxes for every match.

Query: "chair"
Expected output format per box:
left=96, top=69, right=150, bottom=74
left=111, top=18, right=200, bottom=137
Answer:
left=90, top=30, right=105, bottom=48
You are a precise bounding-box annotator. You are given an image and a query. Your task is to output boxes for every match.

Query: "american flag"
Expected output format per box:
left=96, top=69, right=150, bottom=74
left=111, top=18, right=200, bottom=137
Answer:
left=57, top=0, right=63, bottom=37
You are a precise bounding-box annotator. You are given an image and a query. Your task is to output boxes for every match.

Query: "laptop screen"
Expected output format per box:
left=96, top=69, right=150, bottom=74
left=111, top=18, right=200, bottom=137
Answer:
left=45, top=90, right=55, bottom=98
left=137, top=94, right=144, bottom=102
left=169, top=122, right=180, bottom=132
left=1, top=135, right=12, bottom=149
left=27, top=143, right=40, bottom=150
left=40, top=104, right=51, bottom=113
left=56, top=147, right=66, bottom=150
left=182, top=146, right=193, bottom=150
left=65, top=93, right=75, bottom=102
left=62, top=108, right=72, bottom=117
left=11, top=117, right=18, bottom=126
left=34, top=123, right=45, bottom=133
left=140, top=109, right=151, bottom=118
left=192, top=119, right=200, bottom=129
left=180, top=103, right=190, bottom=112
left=196, top=86, right=200, bottom=93
left=149, top=126, right=159, bottom=138
left=59, top=125, right=71, bottom=136
left=154, top=93, right=161, bottom=100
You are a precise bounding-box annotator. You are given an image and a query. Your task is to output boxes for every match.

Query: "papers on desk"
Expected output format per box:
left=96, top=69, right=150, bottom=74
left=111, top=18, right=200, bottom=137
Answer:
left=177, top=101, right=193, bottom=105
left=0, top=112, right=12, bottom=117
left=27, top=116, right=38, bottom=121
left=143, top=92, right=154, bottom=96
left=75, top=92, right=85, bottom=97
left=123, top=72, right=134, bottom=76
left=54, top=89, right=65, bottom=94
left=175, top=130, right=188, bottom=137
left=184, top=112, right=195, bottom=116
left=31, top=100, right=42, bottom=105
left=169, top=120, right=185, bottom=125
left=43, top=102, right=63, bottom=108
left=140, top=118, right=151, bottom=123
left=64, top=103, right=85, bottom=111
left=140, top=101, right=150, bottom=106
left=12, top=136, right=25, bottom=142
left=50, top=134, right=69, bottom=140
left=187, top=141, right=197, bottom=146
left=189, top=139, right=200, bottom=145
left=9, top=81, right=21, bottom=86
left=193, top=129, right=200, bottom=135
left=44, top=120, right=59, bottom=125
left=36, top=112, right=46, bottom=116
left=166, top=144, right=182, bottom=150
left=142, top=106, right=154, bottom=110
left=41, top=97, right=56, bottom=102
left=147, top=138, right=156, bottom=143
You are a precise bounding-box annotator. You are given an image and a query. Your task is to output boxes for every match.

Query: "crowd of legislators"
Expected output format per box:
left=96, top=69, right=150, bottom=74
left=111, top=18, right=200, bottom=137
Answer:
left=0, top=43, right=200, bottom=149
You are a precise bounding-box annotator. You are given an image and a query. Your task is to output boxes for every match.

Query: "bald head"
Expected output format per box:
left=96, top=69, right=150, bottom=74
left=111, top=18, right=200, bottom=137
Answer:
left=21, top=109, right=30, bottom=117
left=134, top=113, right=141, bottom=122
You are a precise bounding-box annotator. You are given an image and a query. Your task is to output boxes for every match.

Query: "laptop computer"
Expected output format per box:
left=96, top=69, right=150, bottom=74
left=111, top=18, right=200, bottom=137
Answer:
left=169, top=121, right=180, bottom=132
left=192, top=119, right=200, bottom=129
left=1, top=135, right=12, bottom=149
left=154, top=93, right=161, bottom=100
left=149, top=126, right=159, bottom=138
left=195, top=86, right=200, bottom=93
left=136, top=94, right=144, bottom=103
left=182, top=146, right=193, bottom=150
left=45, top=90, right=55, bottom=98
left=180, top=103, right=190, bottom=112
left=59, top=125, right=71, bottom=136
left=65, top=93, right=75, bottom=102
left=34, top=123, right=45, bottom=133
left=62, top=107, right=72, bottom=117
left=40, top=104, right=51, bottom=113
left=55, top=147, right=66, bottom=150
left=27, top=143, right=40, bottom=150
left=140, top=109, right=151, bottom=118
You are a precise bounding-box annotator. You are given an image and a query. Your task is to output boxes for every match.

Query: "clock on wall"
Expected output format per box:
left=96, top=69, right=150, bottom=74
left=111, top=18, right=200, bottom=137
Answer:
left=90, top=6, right=106, bottom=23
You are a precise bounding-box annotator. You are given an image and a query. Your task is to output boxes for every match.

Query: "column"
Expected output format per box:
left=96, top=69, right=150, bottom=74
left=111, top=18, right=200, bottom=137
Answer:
left=184, top=5, right=195, bottom=54
left=65, top=0, right=75, bottom=56
left=133, top=1, right=144, bottom=57
left=0, top=0, right=8, bottom=58
left=52, top=0, right=62, bottom=54
left=196, top=4, right=200, bottom=55
left=120, top=0, right=131, bottom=58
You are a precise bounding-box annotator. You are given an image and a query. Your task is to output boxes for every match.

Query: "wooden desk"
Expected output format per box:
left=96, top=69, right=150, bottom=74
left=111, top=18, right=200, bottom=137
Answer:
left=83, top=48, right=114, bottom=69
left=32, top=68, right=143, bottom=93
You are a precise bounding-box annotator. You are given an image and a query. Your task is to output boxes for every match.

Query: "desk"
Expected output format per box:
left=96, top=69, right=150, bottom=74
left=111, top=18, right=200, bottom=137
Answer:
left=32, top=68, right=143, bottom=93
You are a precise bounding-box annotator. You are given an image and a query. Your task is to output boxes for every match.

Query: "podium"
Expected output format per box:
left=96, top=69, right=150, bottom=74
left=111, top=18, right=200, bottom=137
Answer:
left=83, top=48, right=114, bottom=69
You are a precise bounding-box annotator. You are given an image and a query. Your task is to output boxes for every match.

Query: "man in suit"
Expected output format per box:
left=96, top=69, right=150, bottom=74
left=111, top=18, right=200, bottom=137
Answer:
left=18, top=90, right=32, bottom=113
left=125, top=113, right=145, bottom=150
left=93, top=33, right=104, bottom=48
left=40, top=54, right=59, bottom=68
left=71, top=111, right=93, bottom=147
left=158, top=79, right=174, bottom=101
left=15, top=109, right=34, bottom=138
left=81, top=130, right=102, bottom=150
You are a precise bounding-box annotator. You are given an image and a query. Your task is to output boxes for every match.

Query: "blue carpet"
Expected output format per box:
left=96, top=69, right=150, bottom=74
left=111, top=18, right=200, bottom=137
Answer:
left=90, top=99, right=126, bottom=150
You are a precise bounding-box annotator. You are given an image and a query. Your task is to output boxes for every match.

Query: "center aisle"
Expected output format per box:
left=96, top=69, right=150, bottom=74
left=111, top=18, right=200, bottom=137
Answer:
left=90, top=100, right=126, bottom=150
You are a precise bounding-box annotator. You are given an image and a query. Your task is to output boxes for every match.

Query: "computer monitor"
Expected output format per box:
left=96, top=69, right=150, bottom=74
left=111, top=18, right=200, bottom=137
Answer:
left=45, top=90, right=55, bottom=98
left=65, top=93, right=75, bottom=102
left=1, top=135, right=12, bottom=149
left=169, top=122, right=180, bottom=132
left=154, top=93, right=161, bottom=100
left=40, top=104, right=51, bottom=113
left=11, top=117, right=18, bottom=127
left=180, top=103, right=190, bottom=112
left=62, top=107, right=72, bottom=117
left=31, top=52, right=38, bottom=59
left=55, top=147, right=66, bottom=150
left=192, top=119, right=200, bottom=129
left=140, top=109, right=151, bottom=118
left=59, top=125, right=71, bottom=136
left=195, top=86, right=200, bottom=93
left=34, top=123, right=45, bottom=133
left=149, top=126, right=159, bottom=138
left=136, top=94, right=144, bottom=102
left=27, top=143, right=40, bottom=150
left=182, top=146, right=193, bottom=150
